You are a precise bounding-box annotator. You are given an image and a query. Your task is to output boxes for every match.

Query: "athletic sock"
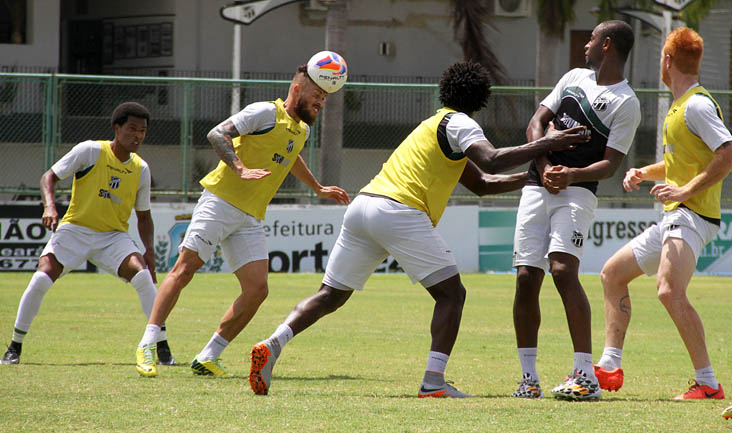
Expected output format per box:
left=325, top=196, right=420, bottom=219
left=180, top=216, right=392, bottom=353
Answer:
left=139, top=324, right=161, bottom=348
left=422, top=351, right=449, bottom=388
left=574, top=352, right=596, bottom=379
left=517, top=347, right=539, bottom=383
left=130, top=269, right=157, bottom=319
left=157, top=324, right=168, bottom=343
left=597, top=347, right=623, bottom=371
left=13, top=271, right=54, bottom=341
left=266, top=324, right=293, bottom=358
left=695, top=366, right=719, bottom=389
left=198, top=332, right=229, bottom=361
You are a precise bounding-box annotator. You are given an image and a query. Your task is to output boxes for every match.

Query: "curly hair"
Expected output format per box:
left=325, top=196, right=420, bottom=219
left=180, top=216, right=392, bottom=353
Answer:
left=664, top=27, right=703, bottom=75
left=111, top=102, right=150, bottom=128
left=439, top=61, right=492, bottom=114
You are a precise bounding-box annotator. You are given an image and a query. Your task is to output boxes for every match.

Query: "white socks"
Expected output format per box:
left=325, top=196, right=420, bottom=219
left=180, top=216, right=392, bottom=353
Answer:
left=574, top=352, right=596, bottom=378
left=198, top=332, right=230, bottom=361
left=12, top=272, right=54, bottom=342
left=518, top=347, right=539, bottom=382
left=597, top=347, right=623, bottom=371
left=422, top=351, right=450, bottom=387
left=130, top=269, right=157, bottom=319
left=139, top=324, right=161, bottom=348
left=695, top=365, right=719, bottom=389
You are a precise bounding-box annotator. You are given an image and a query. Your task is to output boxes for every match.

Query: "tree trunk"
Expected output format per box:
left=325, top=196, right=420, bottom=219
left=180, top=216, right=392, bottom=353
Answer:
left=319, top=0, right=347, bottom=188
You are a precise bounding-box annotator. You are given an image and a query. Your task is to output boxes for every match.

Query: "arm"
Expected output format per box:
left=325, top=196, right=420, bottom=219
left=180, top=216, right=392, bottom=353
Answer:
left=527, top=106, right=558, bottom=193
left=543, top=147, right=625, bottom=190
left=40, top=169, right=60, bottom=232
left=290, top=155, right=350, bottom=204
left=650, top=141, right=732, bottom=203
left=135, top=209, right=157, bottom=283
left=206, top=119, right=271, bottom=180
left=463, top=124, right=589, bottom=175
left=622, top=161, right=665, bottom=191
left=458, top=160, right=527, bottom=196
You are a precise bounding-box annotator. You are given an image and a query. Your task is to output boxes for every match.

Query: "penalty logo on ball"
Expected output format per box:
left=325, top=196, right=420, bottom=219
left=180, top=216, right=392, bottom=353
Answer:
left=307, top=51, right=348, bottom=93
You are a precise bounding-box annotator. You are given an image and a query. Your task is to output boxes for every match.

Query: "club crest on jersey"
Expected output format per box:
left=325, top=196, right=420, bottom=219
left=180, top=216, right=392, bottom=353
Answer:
left=287, top=139, right=294, bottom=153
left=571, top=230, right=584, bottom=248
left=592, top=96, right=610, bottom=111
left=109, top=176, right=121, bottom=189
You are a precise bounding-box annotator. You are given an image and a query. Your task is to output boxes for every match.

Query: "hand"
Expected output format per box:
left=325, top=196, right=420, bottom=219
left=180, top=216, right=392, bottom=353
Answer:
left=543, top=165, right=573, bottom=191
left=238, top=167, right=271, bottom=180
left=42, top=205, right=59, bottom=232
left=143, top=249, right=157, bottom=284
left=316, top=186, right=350, bottom=204
left=650, top=183, right=689, bottom=204
left=542, top=125, right=591, bottom=152
left=622, top=168, right=644, bottom=192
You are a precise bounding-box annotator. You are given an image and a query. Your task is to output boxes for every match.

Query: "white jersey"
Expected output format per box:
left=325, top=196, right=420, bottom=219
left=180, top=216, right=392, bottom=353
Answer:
left=528, top=68, right=641, bottom=194
left=229, top=101, right=311, bottom=140
left=684, top=88, right=732, bottom=151
left=444, top=111, right=487, bottom=153
left=51, top=140, right=151, bottom=211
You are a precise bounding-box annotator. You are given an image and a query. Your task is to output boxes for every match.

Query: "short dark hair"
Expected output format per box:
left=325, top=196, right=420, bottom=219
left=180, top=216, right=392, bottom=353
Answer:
left=439, top=62, right=492, bottom=114
left=111, top=102, right=150, bottom=128
left=599, top=20, right=634, bottom=62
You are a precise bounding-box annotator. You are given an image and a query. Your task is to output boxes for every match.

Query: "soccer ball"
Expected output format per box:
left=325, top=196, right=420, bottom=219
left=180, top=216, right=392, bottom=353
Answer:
left=306, top=51, right=348, bottom=93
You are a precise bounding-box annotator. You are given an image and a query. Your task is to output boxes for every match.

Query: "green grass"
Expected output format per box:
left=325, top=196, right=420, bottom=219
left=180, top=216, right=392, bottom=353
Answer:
left=1, top=272, right=731, bottom=432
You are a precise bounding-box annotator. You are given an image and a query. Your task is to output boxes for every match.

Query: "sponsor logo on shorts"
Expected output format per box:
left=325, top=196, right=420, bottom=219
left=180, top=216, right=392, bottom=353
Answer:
left=194, top=233, right=213, bottom=246
left=571, top=230, right=584, bottom=248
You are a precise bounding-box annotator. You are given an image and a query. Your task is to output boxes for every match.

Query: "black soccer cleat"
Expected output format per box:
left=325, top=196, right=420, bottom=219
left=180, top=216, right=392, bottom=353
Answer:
left=1, top=341, right=21, bottom=365
left=156, top=340, right=178, bottom=366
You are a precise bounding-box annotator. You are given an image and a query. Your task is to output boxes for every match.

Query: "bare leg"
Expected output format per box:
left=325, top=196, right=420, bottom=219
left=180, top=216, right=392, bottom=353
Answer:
left=148, top=248, right=204, bottom=326
left=216, top=259, right=269, bottom=342
left=599, top=243, right=643, bottom=349
left=284, top=284, right=352, bottom=335
left=424, top=274, right=466, bottom=355
left=548, top=252, right=591, bottom=353
left=656, top=237, right=711, bottom=370
left=513, top=265, right=544, bottom=348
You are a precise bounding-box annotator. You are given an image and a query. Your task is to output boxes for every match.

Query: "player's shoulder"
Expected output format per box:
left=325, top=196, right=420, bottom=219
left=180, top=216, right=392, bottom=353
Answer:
left=560, top=68, right=594, bottom=84
left=243, top=101, right=277, bottom=115
left=447, top=111, right=480, bottom=129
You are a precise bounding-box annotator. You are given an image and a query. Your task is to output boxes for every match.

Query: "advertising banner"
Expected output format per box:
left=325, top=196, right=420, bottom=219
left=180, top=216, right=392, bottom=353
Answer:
left=479, top=208, right=732, bottom=275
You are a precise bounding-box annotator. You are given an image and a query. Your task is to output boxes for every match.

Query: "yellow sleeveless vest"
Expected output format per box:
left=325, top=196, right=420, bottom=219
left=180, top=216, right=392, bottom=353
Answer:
left=60, top=140, right=143, bottom=233
left=663, top=86, right=723, bottom=219
left=361, top=108, right=468, bottom=226
left=200, top=99, right=308, bottom=219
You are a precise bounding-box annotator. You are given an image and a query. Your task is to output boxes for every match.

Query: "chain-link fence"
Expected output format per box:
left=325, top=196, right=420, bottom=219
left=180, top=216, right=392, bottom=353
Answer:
left=1, top=72, right=731, bottom=207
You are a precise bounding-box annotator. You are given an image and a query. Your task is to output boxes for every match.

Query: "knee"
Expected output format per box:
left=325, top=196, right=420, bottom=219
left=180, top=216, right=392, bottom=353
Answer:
left=656, top=283, right=684, bottom=311
left=247, top=281, right=269, bottom=304
left=169, top=261, right=198, bottom=284
left=550, top=264, right=577, bottom=290
left=515, top=268, right=541, bottom=299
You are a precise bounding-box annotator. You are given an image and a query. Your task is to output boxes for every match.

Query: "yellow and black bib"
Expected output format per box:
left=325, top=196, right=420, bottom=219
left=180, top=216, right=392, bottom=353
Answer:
left=663, top=86, right=724, bottom=220
left=60, top=140, right=143, bottom=232
left=361, top=107, right=468, bottom=226
left=200, top=99, right=308, bottom=220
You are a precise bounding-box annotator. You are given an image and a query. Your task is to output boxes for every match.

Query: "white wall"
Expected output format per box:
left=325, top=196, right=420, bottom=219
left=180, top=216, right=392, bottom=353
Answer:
left=0, top=0, right=60, bottom=68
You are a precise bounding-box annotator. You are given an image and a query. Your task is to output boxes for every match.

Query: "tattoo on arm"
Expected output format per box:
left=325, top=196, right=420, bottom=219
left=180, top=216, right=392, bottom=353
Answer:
left=208, top=120, right=241, bottom=171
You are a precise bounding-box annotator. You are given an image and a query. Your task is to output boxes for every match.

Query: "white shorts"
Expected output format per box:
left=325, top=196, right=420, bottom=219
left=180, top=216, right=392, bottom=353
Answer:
left=41, top=223, right=141, bottom=279
left=323, top=194, right=458, bottom=291
left=513, top=185, right=598, bottom=270
left=180, top=189, right=268, bottom=272
left=630, top=206, right=719, bottom=275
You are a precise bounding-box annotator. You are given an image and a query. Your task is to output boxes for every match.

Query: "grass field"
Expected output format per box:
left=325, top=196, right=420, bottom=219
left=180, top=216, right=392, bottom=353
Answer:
left=1, top=271, right=731, bottom=432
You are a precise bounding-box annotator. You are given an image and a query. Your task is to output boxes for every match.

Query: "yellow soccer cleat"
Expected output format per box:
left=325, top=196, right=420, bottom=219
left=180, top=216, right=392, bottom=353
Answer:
left=721, top=405, right=732, bottom=420
left=190, top=357, right=229, bottom=377
left=135, top=344, right=157, bottom=377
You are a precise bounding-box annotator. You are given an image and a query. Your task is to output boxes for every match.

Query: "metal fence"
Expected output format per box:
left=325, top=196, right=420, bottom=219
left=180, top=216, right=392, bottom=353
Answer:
left=1, top=72, right=731, bottom=207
